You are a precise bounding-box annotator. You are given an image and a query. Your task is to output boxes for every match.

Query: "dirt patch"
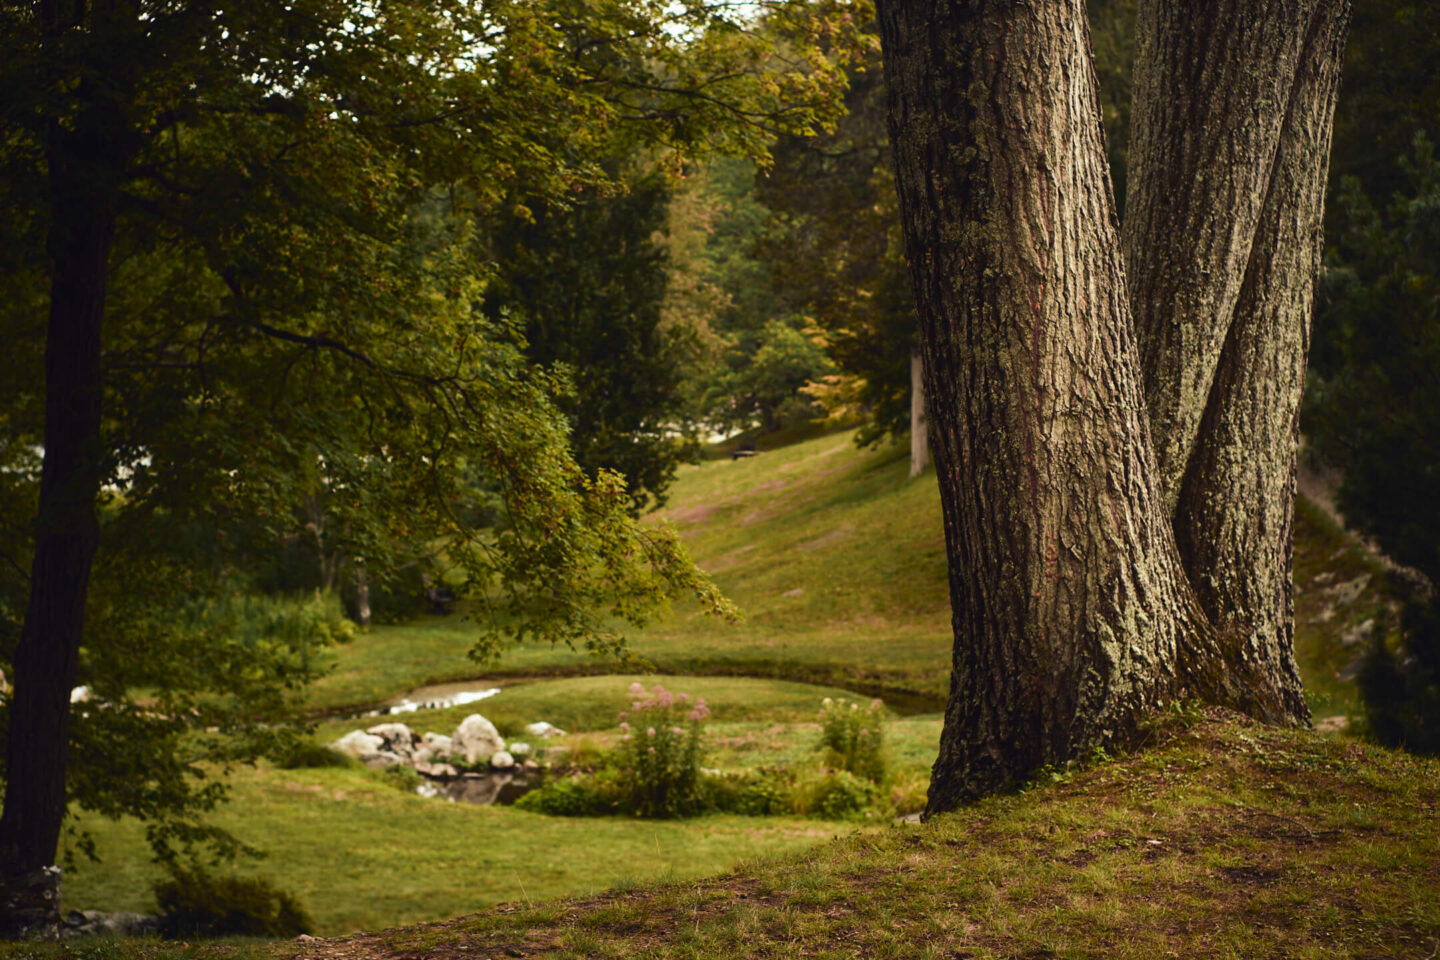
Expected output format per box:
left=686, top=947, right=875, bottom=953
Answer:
left=705, top=544, right=757, bottom=573
left=796, top=523, right=854, bottom=552
left=668, top=503, right=719, bottom=527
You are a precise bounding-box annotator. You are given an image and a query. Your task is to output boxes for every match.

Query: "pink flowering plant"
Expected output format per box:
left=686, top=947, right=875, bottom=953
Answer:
left=617, top=681, right=709, bottom=817
left=818, top=697, right=887, bottom=783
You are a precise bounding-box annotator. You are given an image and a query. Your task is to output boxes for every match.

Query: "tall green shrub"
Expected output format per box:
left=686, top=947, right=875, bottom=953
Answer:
left=818, top=697, right=887, bottom=783
left=617, top=682, right=709, bottom=818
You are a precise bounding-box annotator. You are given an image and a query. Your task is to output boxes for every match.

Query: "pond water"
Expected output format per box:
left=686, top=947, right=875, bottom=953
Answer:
left=352, top=681, right=502, bottom=718
left=415, top=769, right=545, bottom=805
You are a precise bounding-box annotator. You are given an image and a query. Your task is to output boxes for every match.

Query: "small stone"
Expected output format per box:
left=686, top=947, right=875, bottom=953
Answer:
left=508, top=741, right=531, bottom=756
left=524, top=721, right=566, bottom=739
left=1330, top=574, right=1372, bottom=607
left=365, top=722, right=419, bottom=760
left=1339, top=619, right=1375, bottom=648
left=490, top=750, right=516, bottom=770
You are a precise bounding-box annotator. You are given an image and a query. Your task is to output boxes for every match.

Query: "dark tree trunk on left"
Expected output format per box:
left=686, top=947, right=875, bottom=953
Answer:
left=0, top=1, right=132, bottom=936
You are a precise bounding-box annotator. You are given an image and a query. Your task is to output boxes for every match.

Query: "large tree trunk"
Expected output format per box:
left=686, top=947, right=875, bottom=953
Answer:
left=879, top=0, right=1208, bottom=805
left=0, top=128, right=116, bottom=941
left=876, top=0, right=1346, bottom=811
left=1125, top=0, right=1350, bottom=724
left=0, top=2, right=131, bottom=935
left=908, top=348, right=930, bottom=478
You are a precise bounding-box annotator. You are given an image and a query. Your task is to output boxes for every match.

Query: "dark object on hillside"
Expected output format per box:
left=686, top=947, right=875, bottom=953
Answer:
left=153, top=862, right=314, bottom=938
left=426, top=584, right=456, bottom=615
left=1358, top=590, right=1440, bottom=756
left=731, top=440, right=758, bottom=461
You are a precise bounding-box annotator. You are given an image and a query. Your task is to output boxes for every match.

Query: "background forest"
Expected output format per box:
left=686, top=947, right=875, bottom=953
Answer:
left=0, top=0, right=1437, bottom=953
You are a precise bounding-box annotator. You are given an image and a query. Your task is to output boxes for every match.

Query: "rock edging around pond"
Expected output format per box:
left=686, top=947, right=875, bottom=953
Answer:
left=330, top=715, right=567, bottom=778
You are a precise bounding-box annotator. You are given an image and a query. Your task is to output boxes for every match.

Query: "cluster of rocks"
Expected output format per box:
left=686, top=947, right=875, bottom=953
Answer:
left=331, top=714, right=566, bottom=777
left=62, top=909, right=160, bottom=938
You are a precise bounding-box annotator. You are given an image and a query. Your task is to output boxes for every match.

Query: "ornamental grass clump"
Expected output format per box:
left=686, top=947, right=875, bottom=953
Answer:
left=617, top=681, right=709, bottom=817
left=819, top=696, right=887, bottom=783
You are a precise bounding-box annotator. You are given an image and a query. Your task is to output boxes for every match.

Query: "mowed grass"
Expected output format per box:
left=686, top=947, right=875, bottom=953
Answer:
left=331, top=713, right=1440, bottom=960
left=312, top=674, right=908, bottom=744
left=35, top=712, right=1437, bottom=960
left=307, top=431, right=1373, bottom=718
left=304, top=431, right=954, bottom=714
left=61, top=761, right=857, bottom=937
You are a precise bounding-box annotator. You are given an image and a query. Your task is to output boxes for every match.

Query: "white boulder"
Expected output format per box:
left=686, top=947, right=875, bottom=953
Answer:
left=489, top=750, right=516, bottom=770
left=524, top=721, right=567, bottom=739
left=508, top=741, right=531, bottom=757
left=332, top=730, right=385, bottom=761
left=453, top=714, right=505, bottom=764
left=413, top=732, right=454, bottom=765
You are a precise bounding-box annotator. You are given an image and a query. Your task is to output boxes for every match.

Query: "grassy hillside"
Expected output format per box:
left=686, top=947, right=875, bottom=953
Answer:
left=41, top=429, right=1415, bottom=945
left=15, top=711, right=1439, bottom=959
left=306, top=432, right=950, bottom=713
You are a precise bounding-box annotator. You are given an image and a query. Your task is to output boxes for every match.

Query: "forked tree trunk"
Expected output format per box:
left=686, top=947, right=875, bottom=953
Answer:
left=876, top=0, right=1347, bottom=810
left=908, top=348, right=930, bottom=478
left=1126, top=0, right=1350, bottom=724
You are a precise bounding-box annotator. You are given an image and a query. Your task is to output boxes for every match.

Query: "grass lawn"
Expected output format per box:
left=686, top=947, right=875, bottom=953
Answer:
left=62, top=762, right=860, bottom=937
left=311, top=675, right=916, bottom=743
left=323, top=713, right=1440, bottom=960
left=304, top=432, right=954, bottom=714
left=27, top=712, right=1438, bottom=959
left=308, top=431, right=1379, bottom=722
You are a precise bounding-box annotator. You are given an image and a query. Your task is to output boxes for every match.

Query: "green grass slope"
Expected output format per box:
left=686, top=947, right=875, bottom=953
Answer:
left=306, top=431, right=953, bottom=714
left=17, top=712, right=1437, bottom=959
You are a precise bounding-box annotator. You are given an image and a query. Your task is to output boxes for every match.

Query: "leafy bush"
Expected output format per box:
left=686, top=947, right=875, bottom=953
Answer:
left=152, top=862, right=314, bottom=938
left=705, top=766, right=798, bottom=816
left=514, top=772, right=622, bottom=817
left=818, top=697, right=887, bottom=782
left=800, top=770, right=881, bottom=820
left=1306, top=132, right=1440, bottom=754
left=616, top=682, right=709, bottom=818
left=273, top=739, right=355, bottom=770
left=1358, top=597, right=1440, bottom=755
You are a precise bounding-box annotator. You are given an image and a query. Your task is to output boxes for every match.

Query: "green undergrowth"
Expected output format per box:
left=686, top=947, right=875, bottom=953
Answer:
left=335, top=712, right=1440, bottom=959
left=28, top=711, right=1435, bottom=959
left=58, top=761, right=858, bottom=937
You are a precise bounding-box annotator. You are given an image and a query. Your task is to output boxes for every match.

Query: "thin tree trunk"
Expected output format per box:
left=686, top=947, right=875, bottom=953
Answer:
left=878, top=0, right=1217, bottom=806
left=0, top=112, right=117, bottom=943
left=908, top=348, right=930, bottom=478
left=1126, top=0, right=1350, bottom=724
left=353, top=560, right=372, bottom=628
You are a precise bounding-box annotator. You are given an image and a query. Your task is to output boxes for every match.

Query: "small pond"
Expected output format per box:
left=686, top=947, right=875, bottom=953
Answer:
left=415, top=769, right=545, bottom=806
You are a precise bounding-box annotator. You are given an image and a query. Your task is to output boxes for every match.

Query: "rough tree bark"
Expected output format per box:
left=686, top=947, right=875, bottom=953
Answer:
left=1126, top=0, right=1350, bottom=725
left=875, top=0, right=1348, bottom=811
left=908, top=348, right=931, bottom=478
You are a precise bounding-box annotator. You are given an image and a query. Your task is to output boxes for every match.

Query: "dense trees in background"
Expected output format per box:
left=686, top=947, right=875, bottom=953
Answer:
left=1304, top=1, right=1440, bottom=753
left=482, top=164, right=695, bottom=513
left=879, top=0, right=1349, bottom=807
left=0, top=0, right=867, bottom=932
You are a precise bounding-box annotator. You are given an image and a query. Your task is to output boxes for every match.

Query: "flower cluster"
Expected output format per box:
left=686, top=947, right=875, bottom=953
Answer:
left=818, top=696, right=887, bottom=783
left=616, top=681, right=708, bottom=817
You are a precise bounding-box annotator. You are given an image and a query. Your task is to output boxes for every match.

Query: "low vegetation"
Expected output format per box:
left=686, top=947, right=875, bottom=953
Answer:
left=11, top=710, right=1437, bottom=959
